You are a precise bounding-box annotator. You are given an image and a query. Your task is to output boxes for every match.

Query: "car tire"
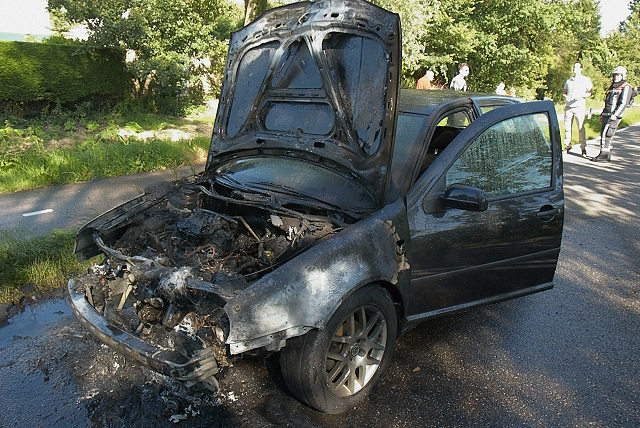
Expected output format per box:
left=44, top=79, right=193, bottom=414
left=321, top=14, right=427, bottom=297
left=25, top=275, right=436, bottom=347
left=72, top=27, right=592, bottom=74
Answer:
left=280, top=284, right=397, bottom=414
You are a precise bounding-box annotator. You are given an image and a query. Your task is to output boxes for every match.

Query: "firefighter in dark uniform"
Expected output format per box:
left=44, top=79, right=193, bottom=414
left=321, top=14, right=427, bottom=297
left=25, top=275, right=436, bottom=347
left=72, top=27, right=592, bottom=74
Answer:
left=594, top=66, right=633, bottom=162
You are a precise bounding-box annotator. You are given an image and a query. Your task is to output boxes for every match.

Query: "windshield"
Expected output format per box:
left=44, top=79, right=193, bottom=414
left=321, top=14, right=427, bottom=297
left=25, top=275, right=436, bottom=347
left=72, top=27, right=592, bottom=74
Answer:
left=213, top=157, right=377, bottom=217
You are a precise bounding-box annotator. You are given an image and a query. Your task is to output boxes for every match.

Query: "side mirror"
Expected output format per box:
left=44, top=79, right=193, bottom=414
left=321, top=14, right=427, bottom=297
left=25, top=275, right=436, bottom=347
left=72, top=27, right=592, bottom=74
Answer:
left=439, top=184, right=488, bottom=212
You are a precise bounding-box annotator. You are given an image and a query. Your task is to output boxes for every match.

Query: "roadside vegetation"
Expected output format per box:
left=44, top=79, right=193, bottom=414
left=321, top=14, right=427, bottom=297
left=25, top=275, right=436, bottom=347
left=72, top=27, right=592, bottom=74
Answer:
left=0, top=103, right=214, bottom=194
left=0, top=229, right=103, bottom=302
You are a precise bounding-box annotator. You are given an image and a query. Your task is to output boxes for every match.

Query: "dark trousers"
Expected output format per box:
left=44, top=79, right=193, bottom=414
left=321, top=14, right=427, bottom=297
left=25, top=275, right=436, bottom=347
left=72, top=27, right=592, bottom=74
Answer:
left=600, top=115, right=621, bottom=154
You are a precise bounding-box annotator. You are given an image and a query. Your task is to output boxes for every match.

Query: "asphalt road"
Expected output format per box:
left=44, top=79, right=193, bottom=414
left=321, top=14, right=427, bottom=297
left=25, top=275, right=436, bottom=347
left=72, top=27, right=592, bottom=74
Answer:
left=0, top=164, right=204, bottom=236
left=1, top=125, right=639, bottom=427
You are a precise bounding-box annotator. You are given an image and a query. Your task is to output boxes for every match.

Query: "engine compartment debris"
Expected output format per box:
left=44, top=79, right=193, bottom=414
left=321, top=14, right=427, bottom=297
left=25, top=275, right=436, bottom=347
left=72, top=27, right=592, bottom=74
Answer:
left=69, top=175, right=343, bottom=388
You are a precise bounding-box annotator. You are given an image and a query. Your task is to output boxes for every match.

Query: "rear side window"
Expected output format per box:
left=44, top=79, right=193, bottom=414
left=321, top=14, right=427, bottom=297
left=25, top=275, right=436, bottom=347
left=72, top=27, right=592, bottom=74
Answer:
left=446, top=113, right=553, bottom=198
left=437, top=111, right=470, bottom=129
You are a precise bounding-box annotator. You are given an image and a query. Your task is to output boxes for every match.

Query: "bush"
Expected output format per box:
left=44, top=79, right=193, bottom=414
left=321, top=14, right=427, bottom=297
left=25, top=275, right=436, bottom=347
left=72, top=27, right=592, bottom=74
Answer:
left=0, top=41, right=130, bottom=105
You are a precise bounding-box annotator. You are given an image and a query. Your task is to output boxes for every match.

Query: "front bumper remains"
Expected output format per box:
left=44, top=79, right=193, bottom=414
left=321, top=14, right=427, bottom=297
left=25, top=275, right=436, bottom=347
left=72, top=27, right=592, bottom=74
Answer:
left=68, top=278, right=221, bottom=390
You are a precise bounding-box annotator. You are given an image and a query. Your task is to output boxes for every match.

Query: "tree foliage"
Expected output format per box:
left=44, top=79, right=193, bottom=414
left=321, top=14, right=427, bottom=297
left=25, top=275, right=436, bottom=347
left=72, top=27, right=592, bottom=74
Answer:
left=373, top=0, right=568, bottom=96
left=371, top=0, right=478, bottom=88
left=372, top=0, right=640, bottom=100
left=544, top=0, right=607, bottom=101
left=470, top=0, right=556, bottom=98
left=46, top=0, right=640, bottom=106
left=47, top=0, right=243, bottom=112
left=607, top=0, right=640, bottom=84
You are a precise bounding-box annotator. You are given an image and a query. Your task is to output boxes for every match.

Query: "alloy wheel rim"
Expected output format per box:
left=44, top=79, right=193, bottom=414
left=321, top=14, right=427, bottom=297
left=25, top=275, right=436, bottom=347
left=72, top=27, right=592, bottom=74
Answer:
left=324, top=305, right=387, bottom=397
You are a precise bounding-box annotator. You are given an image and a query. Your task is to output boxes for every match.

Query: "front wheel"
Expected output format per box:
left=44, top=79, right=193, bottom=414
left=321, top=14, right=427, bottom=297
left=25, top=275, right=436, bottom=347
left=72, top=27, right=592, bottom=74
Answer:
left=280, top=285, right=397, bottom=413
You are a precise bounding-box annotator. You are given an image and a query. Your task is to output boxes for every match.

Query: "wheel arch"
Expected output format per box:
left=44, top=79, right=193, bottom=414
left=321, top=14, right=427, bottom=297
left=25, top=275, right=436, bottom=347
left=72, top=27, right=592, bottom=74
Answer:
left=371, top=279, right=405, bottom=338
left=279, top=281, right=399, bottom=413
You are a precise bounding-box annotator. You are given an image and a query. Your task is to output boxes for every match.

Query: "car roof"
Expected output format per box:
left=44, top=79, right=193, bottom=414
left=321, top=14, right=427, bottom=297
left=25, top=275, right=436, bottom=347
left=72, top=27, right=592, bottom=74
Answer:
left=398, top=88, right=521, bottom=115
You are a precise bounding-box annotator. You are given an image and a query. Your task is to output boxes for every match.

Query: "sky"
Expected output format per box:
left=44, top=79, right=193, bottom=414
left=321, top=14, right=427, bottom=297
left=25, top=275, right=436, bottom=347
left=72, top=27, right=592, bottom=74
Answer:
left=0, top=0, right=52, bottom=36
left=0, top=0, right=634, bottom=38
left=600, top=0, right=633, bottom=36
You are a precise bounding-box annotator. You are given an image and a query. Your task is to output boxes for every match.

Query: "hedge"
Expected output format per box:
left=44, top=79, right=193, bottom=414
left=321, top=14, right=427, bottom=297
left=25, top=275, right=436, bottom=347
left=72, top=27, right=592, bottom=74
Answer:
left=0, top=41, right=130, bottom=104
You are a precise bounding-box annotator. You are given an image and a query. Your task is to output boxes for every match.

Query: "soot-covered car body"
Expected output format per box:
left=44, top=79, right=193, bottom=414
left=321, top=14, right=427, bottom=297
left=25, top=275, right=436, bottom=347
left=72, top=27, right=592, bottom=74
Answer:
left=68, top=0, right=564, bottom=414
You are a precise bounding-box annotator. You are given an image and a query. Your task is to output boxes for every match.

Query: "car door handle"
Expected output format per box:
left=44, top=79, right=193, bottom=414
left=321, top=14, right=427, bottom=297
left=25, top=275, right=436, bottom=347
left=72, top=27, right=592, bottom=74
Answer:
left=536, top=207, right=560, bottom=220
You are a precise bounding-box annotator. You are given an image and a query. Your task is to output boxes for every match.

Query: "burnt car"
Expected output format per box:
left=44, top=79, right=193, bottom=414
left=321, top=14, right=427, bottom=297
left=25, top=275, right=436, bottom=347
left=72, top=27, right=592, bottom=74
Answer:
left=68, top=0, right=563, bottom=414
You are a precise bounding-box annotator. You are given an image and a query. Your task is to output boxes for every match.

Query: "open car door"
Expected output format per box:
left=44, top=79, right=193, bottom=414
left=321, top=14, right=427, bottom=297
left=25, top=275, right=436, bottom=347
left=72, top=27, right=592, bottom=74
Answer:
left=405, top=100, right=564, bottom=320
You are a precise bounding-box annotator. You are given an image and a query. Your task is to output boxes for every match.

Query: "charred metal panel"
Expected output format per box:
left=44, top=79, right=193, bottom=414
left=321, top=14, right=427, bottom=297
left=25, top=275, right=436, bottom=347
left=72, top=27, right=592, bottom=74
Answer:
left=208, top=0, right=401, bottom=203
left=224, top=199, right=409, bottom=354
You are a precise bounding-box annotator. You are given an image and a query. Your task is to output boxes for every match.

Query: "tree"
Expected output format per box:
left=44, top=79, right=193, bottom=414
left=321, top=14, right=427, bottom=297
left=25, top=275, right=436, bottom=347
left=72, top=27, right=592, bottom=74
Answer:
left=468, top=0, right=556, bottom=97
left=545, top=0, right=606, bottom=101
left=371, top=0, right=478, bottom=88
left=47, top=0, right=243, bottom=111
left=607, top=0, right=640, bottom=85
left=45, top=0, right=636, bottom=104
left=244, top=0, right=268, bottom=25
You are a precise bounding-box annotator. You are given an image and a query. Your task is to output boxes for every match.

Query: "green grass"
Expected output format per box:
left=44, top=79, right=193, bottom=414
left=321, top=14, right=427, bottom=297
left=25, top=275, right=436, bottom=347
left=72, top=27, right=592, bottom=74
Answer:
left=0, top=106, right=214, bottom=194
left=0, top=229, right=103, bottom=302
left=0, top=136, right=211, bottom=194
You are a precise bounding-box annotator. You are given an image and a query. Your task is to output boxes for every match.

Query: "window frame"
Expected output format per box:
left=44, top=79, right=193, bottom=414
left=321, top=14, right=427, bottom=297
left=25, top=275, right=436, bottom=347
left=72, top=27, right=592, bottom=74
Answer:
left=444, top=111, right=554, bottom=199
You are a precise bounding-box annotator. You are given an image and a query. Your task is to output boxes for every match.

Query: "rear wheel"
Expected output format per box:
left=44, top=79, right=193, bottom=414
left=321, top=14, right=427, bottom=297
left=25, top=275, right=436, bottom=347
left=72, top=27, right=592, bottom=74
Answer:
left=280, top=285, right=397, bottom=413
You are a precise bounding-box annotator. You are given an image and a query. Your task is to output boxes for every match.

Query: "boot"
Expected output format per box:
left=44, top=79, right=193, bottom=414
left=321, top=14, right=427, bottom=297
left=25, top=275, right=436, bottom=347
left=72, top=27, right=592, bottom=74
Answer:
left=592, top=151, right=611, bottom=162
left=581, top=148, right=587, bottom=157
left=565, top=144, right=572, bottom=153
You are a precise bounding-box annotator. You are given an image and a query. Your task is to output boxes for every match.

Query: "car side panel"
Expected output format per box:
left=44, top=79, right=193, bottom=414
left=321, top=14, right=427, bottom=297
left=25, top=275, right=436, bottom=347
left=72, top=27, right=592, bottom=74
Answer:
left=224, top=199, right=410, bottom=354
left=407, top=190, right=562, bottom=315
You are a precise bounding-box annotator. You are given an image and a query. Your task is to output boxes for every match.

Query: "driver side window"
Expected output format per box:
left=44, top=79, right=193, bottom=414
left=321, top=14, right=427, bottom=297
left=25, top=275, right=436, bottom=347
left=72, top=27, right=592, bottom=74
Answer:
left=445, top=113, right=553, bottom=198
left=419, top=109, right=473, bottom=174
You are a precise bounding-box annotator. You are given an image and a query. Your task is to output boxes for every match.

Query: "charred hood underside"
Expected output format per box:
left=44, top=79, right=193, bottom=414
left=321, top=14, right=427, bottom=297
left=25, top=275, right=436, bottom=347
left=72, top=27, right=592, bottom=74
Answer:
left=207, top=0, right=401, bottom=202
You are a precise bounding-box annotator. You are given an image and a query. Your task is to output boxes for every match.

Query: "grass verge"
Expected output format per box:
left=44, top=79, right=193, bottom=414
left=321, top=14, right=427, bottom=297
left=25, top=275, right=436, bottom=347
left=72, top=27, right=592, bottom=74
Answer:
left=0, top=100, right=215, bottom=194
left=0, top=229, right=102, bottom=303
left=0, top=136, right=211, bottom=194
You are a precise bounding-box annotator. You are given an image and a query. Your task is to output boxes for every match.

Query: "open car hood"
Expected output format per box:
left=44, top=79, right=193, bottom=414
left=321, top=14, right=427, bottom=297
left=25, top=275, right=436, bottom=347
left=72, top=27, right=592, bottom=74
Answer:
left=206, top=0, right=401, bottom=202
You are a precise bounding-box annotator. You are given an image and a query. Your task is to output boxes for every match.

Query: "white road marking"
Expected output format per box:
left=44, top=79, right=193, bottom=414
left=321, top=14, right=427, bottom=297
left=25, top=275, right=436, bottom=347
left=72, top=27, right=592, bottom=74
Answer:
left=22, top=209, right=53, bottom=217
